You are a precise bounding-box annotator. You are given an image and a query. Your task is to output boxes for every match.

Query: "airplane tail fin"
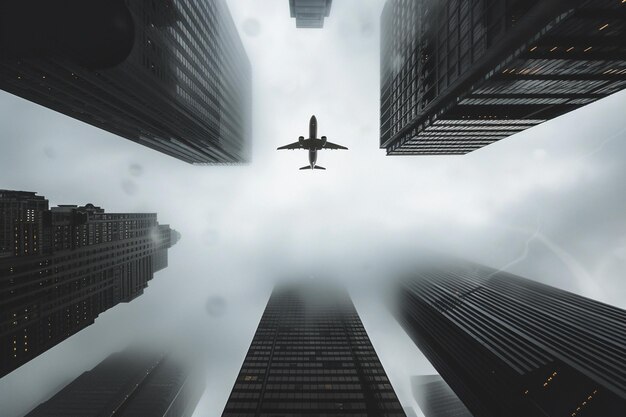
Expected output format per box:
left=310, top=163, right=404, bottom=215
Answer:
left=314, top=166, right=326, bottom=170
left=299, top=166, right=312, bottom=170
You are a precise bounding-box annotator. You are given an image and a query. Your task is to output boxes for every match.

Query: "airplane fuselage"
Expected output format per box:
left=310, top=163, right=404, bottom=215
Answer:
left=308, top=116, right=318, bottom=169
left=308, top=148, right=318, bottom=169
left=309, top=115, right=317, bottom=139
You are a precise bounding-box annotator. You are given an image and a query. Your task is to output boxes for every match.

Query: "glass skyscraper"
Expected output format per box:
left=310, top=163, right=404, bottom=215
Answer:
left=289, top=0, right=333, bottom=28
left=380, top=0, right=626, bottom=155
left=222, top=282, right=406, bottom=417
left=24, top=348, right=203, bottom=417
left=394, top=262, right=626, bottom=417
left=0, top=190, right=179, bottom=378
left=0, top=0, right=251, bottom=164
left=412, top=375, right=473, bottom=417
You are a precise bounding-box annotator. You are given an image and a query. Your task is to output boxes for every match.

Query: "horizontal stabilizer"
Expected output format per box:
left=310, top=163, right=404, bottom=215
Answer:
left=299, top=166, right=312, bottom=170
left=314, top=166, right=326, bottom=170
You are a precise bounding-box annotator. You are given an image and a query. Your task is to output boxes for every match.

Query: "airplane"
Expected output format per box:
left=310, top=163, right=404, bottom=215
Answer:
left=277, top=115, right=348, bottom=170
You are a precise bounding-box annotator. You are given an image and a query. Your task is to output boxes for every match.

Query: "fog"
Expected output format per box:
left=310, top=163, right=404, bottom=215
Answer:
left=1, top=0, right=626, bottom=416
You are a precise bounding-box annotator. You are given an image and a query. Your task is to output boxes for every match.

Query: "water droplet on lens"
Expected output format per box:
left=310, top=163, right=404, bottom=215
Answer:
left=242, top=18, right=261, bottom=37
left=360, top=21, right=374, bottom=37
left=43, top=147, right=57, bottom=159
left=129, top=163, right=143, bottom=177
left=206, top=296, right=227, bottom=318
left=121, top=179, right=138, bottom=196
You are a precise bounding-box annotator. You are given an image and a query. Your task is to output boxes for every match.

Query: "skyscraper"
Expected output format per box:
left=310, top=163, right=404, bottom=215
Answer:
left=0, top=190, right=49, bottom=259
left=380, top=0, right=626, bottom=155
left=290, top=0, right=333, bottom=28
left=24, top=348, right=203, bottom=417
left=222, top=282, right=406, bottom=417
left=394, top=262, right=626, bottom=417
left=412, top=375, right=473, bottom=417
left=403, top=407, right=419, bottom=417
left=0, top=0, right=252, bottom=164
left=0, top=190, right=180, bottom=378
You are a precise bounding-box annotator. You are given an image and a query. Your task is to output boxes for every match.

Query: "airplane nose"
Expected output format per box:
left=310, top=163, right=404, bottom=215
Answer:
left=311, top=115, right=317, bottom=123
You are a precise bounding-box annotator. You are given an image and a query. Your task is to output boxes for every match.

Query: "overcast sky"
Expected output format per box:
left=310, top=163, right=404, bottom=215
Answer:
left=1, top=1, right=626, bottom=416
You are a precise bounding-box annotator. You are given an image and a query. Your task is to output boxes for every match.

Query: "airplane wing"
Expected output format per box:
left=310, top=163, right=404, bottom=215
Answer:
left=322, top=141, right=348, bottom=150
left=277, top=141, right=303, bottom=150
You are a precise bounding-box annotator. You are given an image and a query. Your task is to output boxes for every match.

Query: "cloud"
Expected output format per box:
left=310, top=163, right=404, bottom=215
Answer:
left=0, top=1, right=625, bottom=417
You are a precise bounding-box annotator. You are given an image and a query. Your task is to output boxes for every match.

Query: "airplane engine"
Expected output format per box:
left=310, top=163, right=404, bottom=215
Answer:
left=321, top=136, right=327, bottom=146
left=299, top=136, right=305, bottom=143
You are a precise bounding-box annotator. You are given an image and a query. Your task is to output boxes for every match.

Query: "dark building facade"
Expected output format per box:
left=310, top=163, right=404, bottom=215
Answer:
left=222, top=283, right=406, bottom=417
left=412, top=375, right=473, bottom=417
left=380, top=0, right=626, bottom=155
left=394, top=262, right=626, bottom=417
left=0, top=0, right=251, bottom=164
left=0, top=190, right=180, bottom=378
left=0, top=190, right=49, bottom=259
left=24, top=349, right=203, bottom=417
left=290, top=0, right=333, bottom=28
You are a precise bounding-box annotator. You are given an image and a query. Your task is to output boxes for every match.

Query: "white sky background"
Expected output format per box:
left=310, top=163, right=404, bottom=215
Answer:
left=1, top=0, right=626, bottom=416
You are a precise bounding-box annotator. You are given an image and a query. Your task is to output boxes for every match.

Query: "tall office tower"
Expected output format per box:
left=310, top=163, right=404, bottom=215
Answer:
left=24, top=349, right=204, bottom=417
left=0, top=190, right=180, bottom=378
left=222, top=283, right=406, bottom=417
left=0, top=190, right=49, bottom=259
left=0, top=0, right=251, bottom=164
left=289, top=0, right=333, bottom=28
left=412, top=375, right=473, bottom=417
left=394, top=262, right=626, bottom=417
left=380, top=0, right=626, bottom=155
left=403, top=407, right=418, bottom=417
